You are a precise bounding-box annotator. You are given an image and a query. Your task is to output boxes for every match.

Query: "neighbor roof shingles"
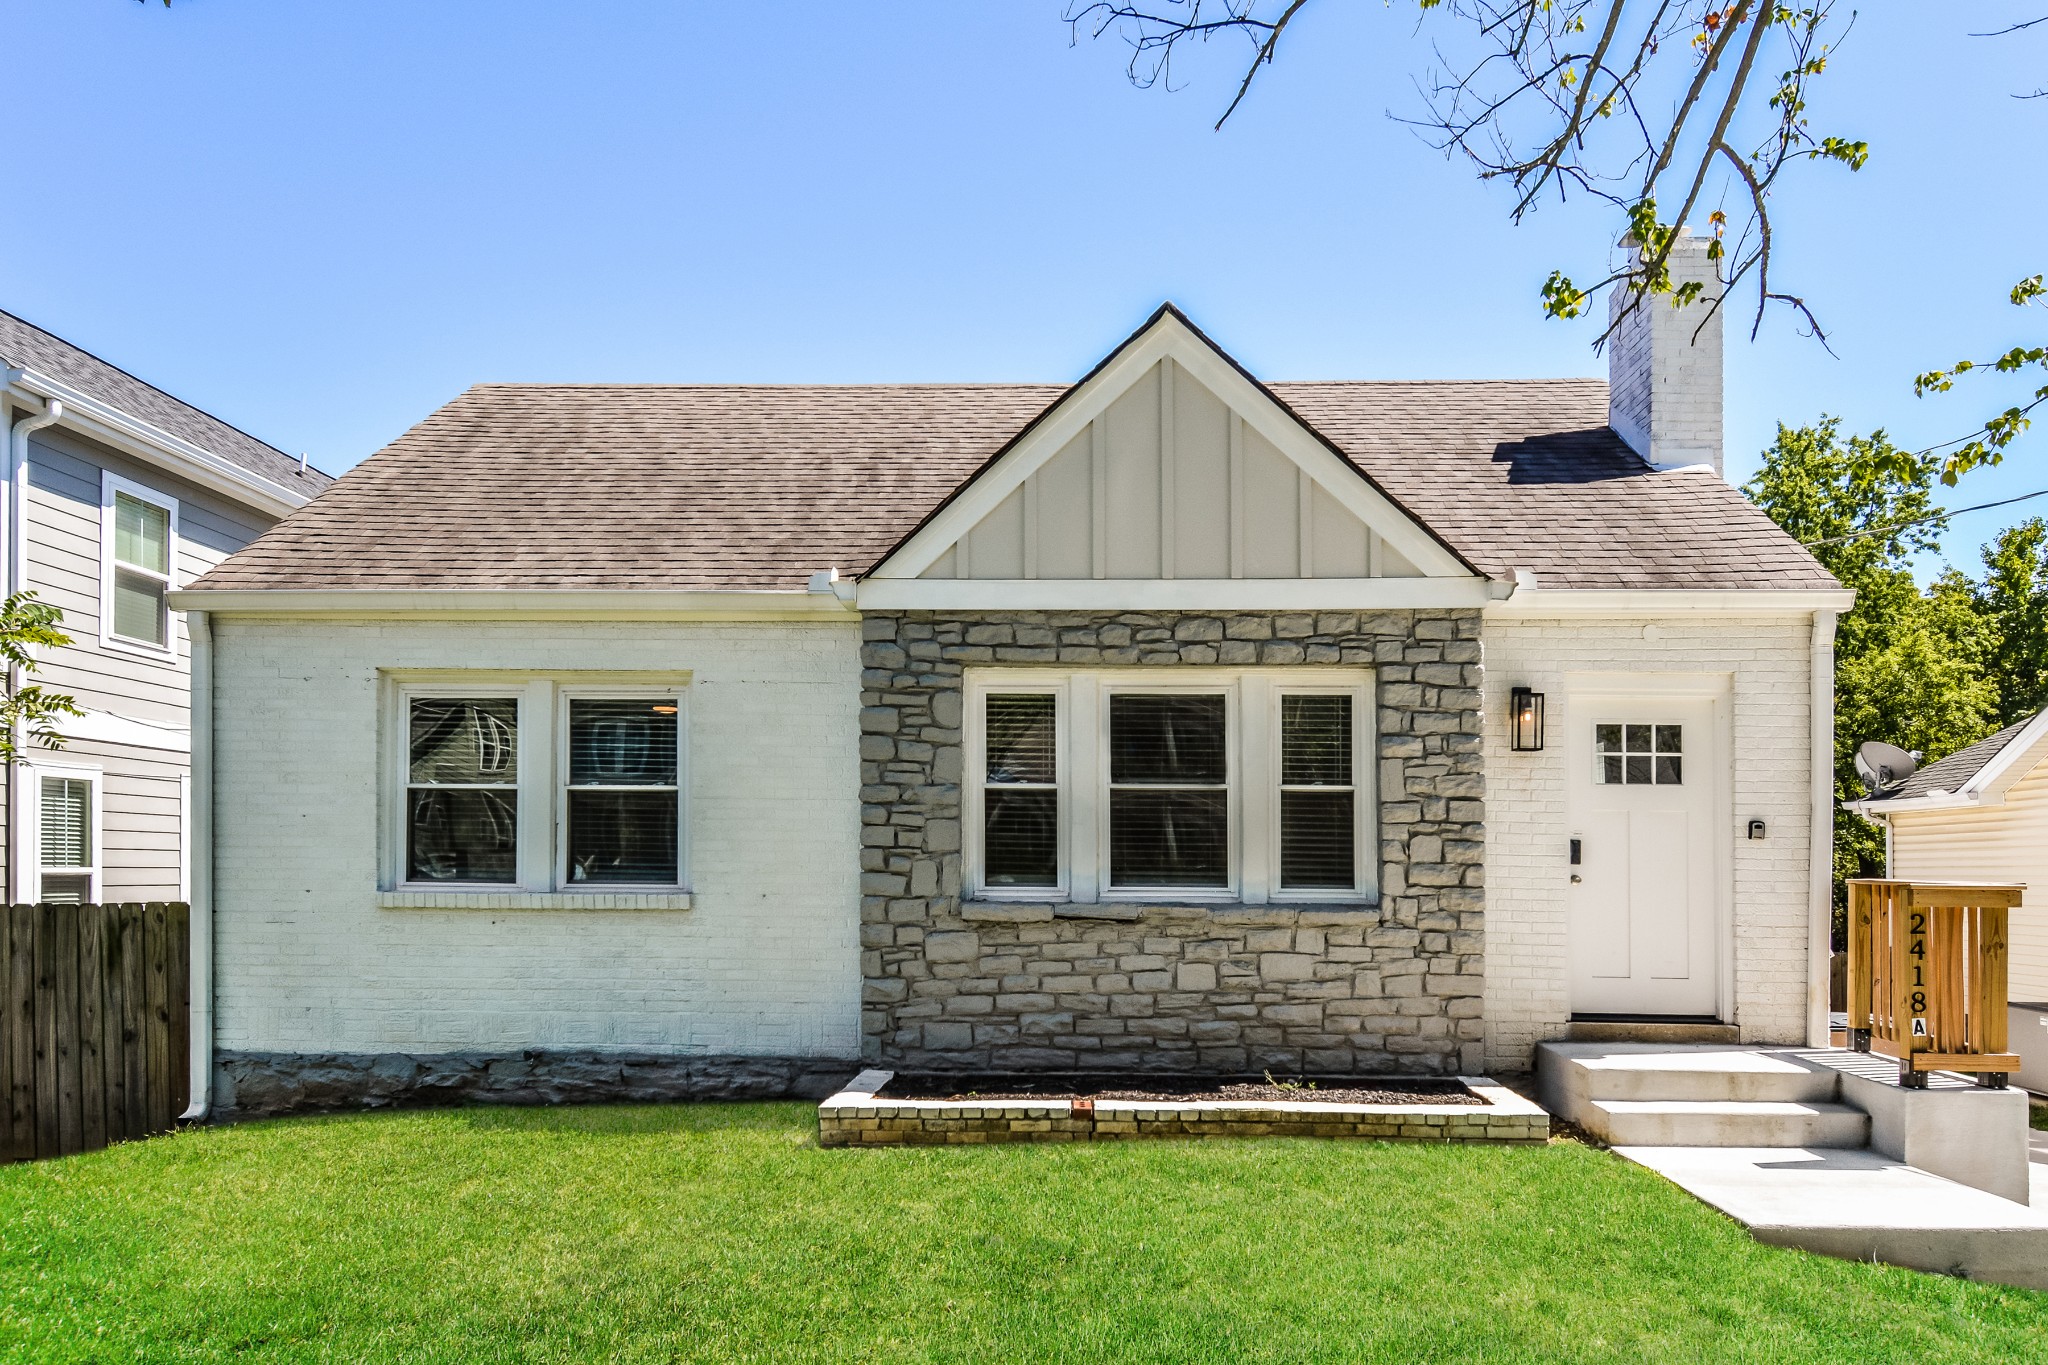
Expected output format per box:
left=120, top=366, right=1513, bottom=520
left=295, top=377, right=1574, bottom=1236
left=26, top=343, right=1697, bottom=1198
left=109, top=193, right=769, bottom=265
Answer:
left=1883, top=718, right=2036, bottom=801
left=186, top=378, right=1836, bottom=594
left=0, top=309, right=334, bottom=498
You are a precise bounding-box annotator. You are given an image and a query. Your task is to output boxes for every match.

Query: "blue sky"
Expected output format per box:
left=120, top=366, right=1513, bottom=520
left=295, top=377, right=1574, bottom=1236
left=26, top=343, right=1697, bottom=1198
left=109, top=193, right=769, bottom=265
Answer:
left=7, top=1, right=2046, bottom=576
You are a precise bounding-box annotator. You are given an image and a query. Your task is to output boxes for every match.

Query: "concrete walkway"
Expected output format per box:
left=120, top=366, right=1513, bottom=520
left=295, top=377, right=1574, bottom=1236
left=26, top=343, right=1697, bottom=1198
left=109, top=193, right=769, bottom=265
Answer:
left=1617, top=1139, right=2048, bottom=1290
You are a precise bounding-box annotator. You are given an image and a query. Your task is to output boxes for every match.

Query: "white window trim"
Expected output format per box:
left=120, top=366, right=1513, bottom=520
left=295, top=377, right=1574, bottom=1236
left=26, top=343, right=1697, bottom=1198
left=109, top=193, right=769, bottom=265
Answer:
left=382, top=673, right=692, bottom=900
left=99, top=470, right=181, bottom=659
left=964, top=667, right=1376, bottom=906
left=27, top=761, right=102, bottom=904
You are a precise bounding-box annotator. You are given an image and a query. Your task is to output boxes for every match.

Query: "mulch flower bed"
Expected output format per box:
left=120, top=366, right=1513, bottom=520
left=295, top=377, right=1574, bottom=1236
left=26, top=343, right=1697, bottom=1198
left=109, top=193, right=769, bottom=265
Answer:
left=881, top=1074, right=1478, bottom=1105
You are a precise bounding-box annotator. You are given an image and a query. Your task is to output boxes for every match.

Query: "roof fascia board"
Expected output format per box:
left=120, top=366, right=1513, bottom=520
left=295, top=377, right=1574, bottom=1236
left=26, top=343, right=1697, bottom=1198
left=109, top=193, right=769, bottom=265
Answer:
left=1843, top=792, right=1981, bottom=816
left=5, top=371, right=311, bottom=517
left=168, top=588, right=859, bottom=620
left=870, top=310, right=1472, bottom=582
left=1486, top=588, right=1855, bottom=617
left=855, top=577, right=1495, bottom=611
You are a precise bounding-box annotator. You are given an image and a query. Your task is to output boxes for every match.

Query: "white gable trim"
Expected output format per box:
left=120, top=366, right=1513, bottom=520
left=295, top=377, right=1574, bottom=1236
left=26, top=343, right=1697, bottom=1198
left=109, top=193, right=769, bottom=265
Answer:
left=856, top=577, right=1498, bottom=611
left=869, top=310, right=1475, bottom=583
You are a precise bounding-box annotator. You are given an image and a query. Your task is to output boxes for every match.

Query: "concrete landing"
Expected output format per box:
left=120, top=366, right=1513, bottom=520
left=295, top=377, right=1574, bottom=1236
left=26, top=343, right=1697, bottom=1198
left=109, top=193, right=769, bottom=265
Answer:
left=1619, top=1144, right=2048, bottom=1291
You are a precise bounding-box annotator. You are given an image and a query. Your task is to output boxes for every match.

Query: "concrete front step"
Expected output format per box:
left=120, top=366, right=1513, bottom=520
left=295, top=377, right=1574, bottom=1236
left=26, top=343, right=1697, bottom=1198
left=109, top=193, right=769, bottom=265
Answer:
left=1584, top=1098, right=1871, bottom=1149
left=1554, top=1045, right=1839, bottom=1104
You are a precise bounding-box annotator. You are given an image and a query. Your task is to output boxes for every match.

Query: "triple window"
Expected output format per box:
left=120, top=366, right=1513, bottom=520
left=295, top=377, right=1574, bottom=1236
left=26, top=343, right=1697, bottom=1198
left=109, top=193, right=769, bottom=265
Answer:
left=970, top=670, right=1372, bottom=903
left=395, top=681, right=686, bottom=890
left=100, top=473, right=178, bottom=653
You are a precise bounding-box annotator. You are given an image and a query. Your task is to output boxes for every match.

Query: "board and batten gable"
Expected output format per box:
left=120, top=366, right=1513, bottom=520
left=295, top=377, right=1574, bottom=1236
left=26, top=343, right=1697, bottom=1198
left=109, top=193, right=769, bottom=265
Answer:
left=1882, top=757, right=2048, bottom=1002
left=918, top=358, right=1425, bottom=584
left=6, top=420, right=280, bottom=902
left=206, top=616, right=865, bottom=1072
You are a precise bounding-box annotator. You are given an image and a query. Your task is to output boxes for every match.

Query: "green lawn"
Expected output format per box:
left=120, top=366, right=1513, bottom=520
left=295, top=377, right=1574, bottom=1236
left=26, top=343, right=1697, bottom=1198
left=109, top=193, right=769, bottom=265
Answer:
left=1, top=1105, right=2041, bottom=1363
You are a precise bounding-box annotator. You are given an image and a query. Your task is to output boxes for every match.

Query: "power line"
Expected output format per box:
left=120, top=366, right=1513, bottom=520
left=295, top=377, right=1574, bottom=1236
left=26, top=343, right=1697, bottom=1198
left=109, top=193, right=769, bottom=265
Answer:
left=1800, top=486, right=2048, bottom=548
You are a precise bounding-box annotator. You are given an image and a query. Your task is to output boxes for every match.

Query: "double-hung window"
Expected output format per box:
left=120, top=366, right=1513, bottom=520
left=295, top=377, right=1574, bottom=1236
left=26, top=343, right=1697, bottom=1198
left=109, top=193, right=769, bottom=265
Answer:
left=391, top=679, right=688, bottom=895
left=34, top=768, right=99, bottom=904
left=968, top=669, right=1374, bottom=904
left=100, top=473, right=178, bottom=654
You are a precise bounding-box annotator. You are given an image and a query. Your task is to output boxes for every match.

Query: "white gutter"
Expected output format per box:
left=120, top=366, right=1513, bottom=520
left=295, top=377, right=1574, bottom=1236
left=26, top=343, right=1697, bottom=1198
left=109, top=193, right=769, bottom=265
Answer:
left=1807, top=607, right=1837, bottom=1047
left=181, top=609, right=213, bottom=1122
left=1487, top=588, right=1856, bottom=618
left=3, top=368, right=315, bottom=519
left=6, top=396, right=62, bottom=902
left=166, top=588, right=862, bottom=619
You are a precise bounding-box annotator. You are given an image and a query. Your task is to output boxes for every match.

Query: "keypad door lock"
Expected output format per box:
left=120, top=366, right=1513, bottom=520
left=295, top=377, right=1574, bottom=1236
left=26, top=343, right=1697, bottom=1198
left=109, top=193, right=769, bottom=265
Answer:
left=1569, top=837, right=1582, bottom=883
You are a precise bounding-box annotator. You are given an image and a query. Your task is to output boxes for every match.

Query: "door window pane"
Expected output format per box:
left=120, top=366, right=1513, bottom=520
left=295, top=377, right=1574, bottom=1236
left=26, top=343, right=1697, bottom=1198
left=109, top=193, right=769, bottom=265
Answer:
left=1598, top=723, right=1683, bottom=785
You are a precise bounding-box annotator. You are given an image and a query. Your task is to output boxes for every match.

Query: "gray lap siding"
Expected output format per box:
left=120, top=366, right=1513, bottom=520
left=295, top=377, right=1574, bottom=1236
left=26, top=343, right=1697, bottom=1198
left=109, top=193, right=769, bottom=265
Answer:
left=858, top=609, right=1486, bottom=1076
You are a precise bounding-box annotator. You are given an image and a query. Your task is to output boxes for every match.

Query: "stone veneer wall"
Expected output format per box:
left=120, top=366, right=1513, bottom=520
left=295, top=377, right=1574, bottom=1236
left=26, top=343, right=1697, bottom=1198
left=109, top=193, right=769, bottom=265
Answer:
left=859, top=609, right=1485, bottom=1076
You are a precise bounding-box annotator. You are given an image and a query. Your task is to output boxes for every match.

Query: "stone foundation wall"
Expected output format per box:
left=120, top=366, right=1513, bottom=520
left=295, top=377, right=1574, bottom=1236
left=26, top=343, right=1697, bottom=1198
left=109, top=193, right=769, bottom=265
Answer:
left=214, top=1051, right=859, bottom=1118
left=859, top=609, right=1486, bottom=1075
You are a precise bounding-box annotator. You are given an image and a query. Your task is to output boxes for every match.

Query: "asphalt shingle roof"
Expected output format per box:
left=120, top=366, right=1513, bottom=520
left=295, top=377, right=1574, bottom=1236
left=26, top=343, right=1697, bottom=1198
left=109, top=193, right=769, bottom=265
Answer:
left=187, top=375, right=1836, bottom=594
left=1884, top=718, right=2036, bottom=800
left=0, top=309, right=333, bottom=499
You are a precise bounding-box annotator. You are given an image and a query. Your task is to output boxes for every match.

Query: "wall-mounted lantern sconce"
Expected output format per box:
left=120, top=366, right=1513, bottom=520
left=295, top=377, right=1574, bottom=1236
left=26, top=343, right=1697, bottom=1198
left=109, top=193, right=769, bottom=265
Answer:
left=1509, top=687, right=1545, bottom=751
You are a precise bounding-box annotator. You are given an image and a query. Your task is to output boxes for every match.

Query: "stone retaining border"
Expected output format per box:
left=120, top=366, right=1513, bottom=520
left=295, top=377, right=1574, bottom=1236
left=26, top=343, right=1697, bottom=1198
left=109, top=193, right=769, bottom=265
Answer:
left=817, top=1069, right=1548, bottom=1146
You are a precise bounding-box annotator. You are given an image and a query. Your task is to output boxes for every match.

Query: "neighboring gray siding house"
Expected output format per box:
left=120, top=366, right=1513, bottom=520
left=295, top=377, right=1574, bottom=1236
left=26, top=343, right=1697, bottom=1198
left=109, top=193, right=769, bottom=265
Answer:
left=1, top=310, right=332, bottom=905
left=177, top=238, right=1851, bottom=1114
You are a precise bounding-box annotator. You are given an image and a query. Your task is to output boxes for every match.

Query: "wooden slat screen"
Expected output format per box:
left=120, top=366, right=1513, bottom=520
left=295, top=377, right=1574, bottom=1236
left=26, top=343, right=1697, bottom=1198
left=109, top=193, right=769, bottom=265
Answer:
left=0, top=902, right=189, bottom=1163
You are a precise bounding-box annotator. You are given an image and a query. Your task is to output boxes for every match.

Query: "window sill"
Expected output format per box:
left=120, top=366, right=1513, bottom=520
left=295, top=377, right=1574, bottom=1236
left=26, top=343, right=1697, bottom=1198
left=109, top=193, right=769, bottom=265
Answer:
left=378, top=890, right=694, bottom=912
left=97, top=634, right=178, bottom=663
left=959, top=899, right=1379, bottom=924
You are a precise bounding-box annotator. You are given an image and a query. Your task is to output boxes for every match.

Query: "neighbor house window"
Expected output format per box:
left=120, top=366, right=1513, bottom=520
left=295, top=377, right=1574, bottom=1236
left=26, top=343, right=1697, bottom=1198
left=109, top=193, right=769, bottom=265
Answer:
left=101, top=473, right=178, bottom=652
left=35, top=769, right=99, bottom=904
left=966, top=670, right=1373, bottom=903
left=392, top=679, right=687, bottom=892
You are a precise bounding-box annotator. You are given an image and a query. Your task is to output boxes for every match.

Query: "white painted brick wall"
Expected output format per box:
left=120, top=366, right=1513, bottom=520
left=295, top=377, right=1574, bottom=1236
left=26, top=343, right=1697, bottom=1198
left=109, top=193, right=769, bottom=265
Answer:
left=210, top=617, right=863, bottom=1059
left=1608, top=233, right=1724, bottom=475
left=1482, top=616, right=1817, bottom=1068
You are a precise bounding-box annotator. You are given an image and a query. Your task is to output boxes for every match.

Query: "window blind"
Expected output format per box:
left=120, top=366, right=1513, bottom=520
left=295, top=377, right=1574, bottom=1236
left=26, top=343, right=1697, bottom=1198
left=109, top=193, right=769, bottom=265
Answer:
left=983, top=693, right=1058, bottom=887
left=1280, top=694, right=1355, bottom=889
left=39, top=777, right=90, bottom=869
left=406, top=698, right=520, bottom=883
left=566, top=699, right=679, bottom=884
left=1109, top=694, right=1227, bottom=888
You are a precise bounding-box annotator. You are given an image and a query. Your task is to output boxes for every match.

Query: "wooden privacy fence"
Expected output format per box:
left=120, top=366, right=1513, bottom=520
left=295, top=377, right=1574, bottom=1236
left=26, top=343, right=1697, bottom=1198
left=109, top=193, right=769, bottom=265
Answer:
left=1844, top=880, right=2021, bottom=1087
left=2, top=902, right=190, bottom=1161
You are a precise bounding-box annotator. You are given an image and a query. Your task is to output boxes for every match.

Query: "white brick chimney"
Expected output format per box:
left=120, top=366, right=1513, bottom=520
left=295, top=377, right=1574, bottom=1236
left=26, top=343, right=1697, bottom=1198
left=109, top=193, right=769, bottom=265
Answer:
left=1607, top=228, right=1724, bottom=477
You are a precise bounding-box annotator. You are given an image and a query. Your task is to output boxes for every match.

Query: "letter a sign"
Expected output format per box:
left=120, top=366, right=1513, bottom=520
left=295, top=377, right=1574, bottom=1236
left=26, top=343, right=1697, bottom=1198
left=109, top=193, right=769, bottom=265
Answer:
left=1911, top=1018, right=1929, bottom=1038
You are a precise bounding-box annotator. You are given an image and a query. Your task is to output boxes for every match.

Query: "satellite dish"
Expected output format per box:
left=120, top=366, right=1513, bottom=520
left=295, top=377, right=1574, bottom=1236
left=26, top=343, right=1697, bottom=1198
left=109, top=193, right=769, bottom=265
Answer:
left=1855, top=741, right=1920, bottom=795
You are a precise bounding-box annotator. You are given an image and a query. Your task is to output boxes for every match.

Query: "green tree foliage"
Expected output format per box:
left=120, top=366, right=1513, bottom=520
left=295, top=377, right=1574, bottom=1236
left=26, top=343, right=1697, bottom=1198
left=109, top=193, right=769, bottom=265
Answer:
left=0, top=591, right=83, bottom=764
left=1744, top=420, right=1996, bottom=925
left=1970, top=517, right=2048, bottom=726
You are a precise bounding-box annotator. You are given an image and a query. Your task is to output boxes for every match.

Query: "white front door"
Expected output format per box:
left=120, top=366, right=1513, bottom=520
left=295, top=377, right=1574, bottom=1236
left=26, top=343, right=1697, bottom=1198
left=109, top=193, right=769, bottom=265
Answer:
left=1566, top=694, right=1721, bottom=1018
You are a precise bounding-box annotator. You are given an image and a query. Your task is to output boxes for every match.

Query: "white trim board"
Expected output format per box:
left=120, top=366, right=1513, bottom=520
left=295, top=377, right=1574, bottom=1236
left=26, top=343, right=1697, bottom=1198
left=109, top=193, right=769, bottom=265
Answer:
left=1487, top=589, right=1854, bottom=618
left=169, top=588, right=861, bottom=620
left=868, top=308, right=1477, bottom=584
left=857, top=578, right=1501, bottom=611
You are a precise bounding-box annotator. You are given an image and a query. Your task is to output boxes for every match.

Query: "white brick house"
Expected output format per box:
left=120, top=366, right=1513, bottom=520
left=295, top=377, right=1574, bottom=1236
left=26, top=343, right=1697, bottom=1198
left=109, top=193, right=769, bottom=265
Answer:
left=175, top=238, right=1850, bottom=1114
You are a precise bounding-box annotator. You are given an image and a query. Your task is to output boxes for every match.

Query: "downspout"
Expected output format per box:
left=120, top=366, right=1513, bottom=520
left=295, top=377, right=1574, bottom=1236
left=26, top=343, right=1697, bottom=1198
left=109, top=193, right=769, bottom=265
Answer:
left=181, top=608, right=213, bottom=1122
left=1807, top=608, right=1839, bottom=1047
left=6, top=394, right=62, bottom=902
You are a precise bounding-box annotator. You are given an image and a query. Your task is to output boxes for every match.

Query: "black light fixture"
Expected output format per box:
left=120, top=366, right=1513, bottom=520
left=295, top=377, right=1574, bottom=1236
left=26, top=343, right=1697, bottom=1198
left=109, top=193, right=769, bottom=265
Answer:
left=1509, top=686, right=1545, bottom=752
